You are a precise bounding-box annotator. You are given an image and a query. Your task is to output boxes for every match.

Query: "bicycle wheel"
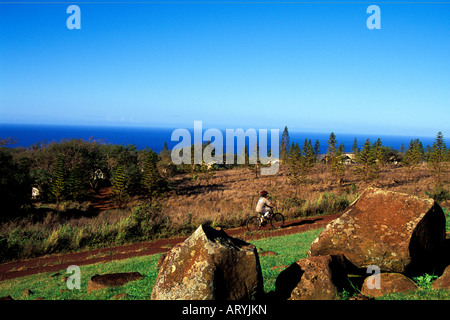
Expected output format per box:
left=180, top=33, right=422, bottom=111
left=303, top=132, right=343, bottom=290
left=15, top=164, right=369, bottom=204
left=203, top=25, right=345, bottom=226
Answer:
left=270, top=213, right=285, bottom=229
left=246, top=216, right=261, bottom=232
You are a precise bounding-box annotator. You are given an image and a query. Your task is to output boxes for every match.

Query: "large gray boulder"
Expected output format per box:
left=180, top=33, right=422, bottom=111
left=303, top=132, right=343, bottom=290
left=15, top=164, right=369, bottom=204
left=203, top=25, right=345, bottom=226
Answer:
left=151, top=224, right=263, bottom=300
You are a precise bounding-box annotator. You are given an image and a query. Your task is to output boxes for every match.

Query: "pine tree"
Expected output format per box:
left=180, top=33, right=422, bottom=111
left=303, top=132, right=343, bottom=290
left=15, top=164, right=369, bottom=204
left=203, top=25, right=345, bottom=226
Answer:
left=67, top=165, right=85, bottom=201
left=242, top=144, right=249, bottom=165
left=111, top=165, right=128, bottom=203
left=50, top=154, right=66, bottom=203
left=352, top=138, right=359, bottom=156
left=287, top=142, right=306, bottom=190
left=355, top=139, right=379, bottom=183
left=373, top=138, right=384, bottom=166
left=314, top=139, right=320, bottom=160
left=327, top=132, right=337, bottom=159
left=305, top=139, right=316, bottom=169
left=403, top=139, right=422, bottom=171
left=330, top=143, right=346, bottom=183
left=250, top=142, right=260, bottom=178
left=160, top=141, right=171, bottom=162
left=280, top=126, right=290, bottom=162
left=429, top=131, right=448, bottom=187
left=142, top=150, right=162, bottom=196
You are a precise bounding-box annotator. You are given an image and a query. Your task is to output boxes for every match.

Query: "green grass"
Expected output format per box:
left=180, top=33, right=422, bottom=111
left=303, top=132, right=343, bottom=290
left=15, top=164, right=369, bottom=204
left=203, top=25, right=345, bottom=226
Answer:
left=254, top=229, right=323, bottom=293
left=378, top=274, right=450, bottom=300
left=0, top=229, right=323, bottom=300
left=0, top=253, right=162, bottom=300
left=0, top=211, right=449, bottom=300
left=445, top=208, right=449, bottom=232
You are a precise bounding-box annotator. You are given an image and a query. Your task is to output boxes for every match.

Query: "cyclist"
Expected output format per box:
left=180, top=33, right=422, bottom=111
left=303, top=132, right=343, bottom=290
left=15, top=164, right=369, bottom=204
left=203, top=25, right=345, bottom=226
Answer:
left=256, top=190, right=276, bottom=224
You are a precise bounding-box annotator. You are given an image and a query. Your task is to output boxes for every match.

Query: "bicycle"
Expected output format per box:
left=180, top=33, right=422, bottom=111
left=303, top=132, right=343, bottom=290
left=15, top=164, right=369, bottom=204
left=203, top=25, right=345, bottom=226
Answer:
left=246, top=211, right=285, bottom=232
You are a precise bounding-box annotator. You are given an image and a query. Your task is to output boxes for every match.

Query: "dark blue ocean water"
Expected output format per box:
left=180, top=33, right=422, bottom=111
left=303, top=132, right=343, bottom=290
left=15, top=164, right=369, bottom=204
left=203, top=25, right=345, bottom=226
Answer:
left=0, top=123, right=438, bottom=155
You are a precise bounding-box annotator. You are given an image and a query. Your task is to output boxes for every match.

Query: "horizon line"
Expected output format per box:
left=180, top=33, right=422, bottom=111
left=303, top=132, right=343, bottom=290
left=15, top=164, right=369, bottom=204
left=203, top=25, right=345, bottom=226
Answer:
left=0, top=121, right=443, bottom=139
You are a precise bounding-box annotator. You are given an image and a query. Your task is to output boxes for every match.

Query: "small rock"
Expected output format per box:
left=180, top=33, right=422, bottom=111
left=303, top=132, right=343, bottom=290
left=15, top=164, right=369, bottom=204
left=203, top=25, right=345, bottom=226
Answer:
left=87, top=272, right=144, bottom=293
left=361, top=273, right=418, bottom=298
left=432, top=265, right=450, bottom=290
left=22, top=289, right=33, bottom=296
left=110, top=293, right=129, bottom=300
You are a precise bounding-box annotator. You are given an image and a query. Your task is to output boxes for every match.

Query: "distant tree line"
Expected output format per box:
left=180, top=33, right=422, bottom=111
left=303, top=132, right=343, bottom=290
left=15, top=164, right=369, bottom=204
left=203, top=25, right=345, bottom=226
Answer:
left=279, top=128, right=449, bottom=192
left=0, top=138, right=171, bottom=216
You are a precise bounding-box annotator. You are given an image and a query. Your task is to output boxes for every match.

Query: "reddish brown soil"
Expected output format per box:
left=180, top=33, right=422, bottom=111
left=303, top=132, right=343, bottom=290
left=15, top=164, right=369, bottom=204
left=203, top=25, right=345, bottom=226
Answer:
left=90, top=187, right=118, bottom=211
left=0, top=213, right=340, bottom=282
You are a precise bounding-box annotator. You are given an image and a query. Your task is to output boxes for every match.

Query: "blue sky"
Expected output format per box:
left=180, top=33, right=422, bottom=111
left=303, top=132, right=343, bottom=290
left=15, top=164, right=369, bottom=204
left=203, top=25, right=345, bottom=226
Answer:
left=0, top=1, right=449, bottom=137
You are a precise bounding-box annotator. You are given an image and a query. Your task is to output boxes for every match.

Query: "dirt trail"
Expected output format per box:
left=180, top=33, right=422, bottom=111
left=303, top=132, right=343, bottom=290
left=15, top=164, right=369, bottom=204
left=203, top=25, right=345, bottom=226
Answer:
left=90, top=187, right=118, bottom=212
left=0, top=213, right=340, bottom=282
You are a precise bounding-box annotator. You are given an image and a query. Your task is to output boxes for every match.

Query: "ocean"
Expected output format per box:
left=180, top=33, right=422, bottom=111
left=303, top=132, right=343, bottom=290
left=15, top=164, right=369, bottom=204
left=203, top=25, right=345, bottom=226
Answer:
left=0, top=123, right=438, bottom=155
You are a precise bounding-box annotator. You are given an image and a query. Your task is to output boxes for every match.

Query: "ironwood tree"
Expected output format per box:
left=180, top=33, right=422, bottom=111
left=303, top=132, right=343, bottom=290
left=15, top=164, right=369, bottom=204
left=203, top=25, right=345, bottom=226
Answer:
left=403, top=139, right=423, bottom=172
left=50, top=154, right=66, bottom=203
left=373, top=138, right=384, bottom=165
left=352, top=137, right=359, bottom=156
left=280, top=126, right=290, bottom=163
left=111, top=164, right=128, bottom=204
left=287, top=142, right=306, bottom=191
left=355, top=139, right=379, bottom=183
left=142, top=150, right=164, bottom=196
left=429, top=131, right=447, bottom=187
left=67, top=164, right=85, bottom=201
left=330, top=143, right=346, bottom=183
left=327, top=132, right=337, bottom=160
left=314, top=139, right=320, bottom=160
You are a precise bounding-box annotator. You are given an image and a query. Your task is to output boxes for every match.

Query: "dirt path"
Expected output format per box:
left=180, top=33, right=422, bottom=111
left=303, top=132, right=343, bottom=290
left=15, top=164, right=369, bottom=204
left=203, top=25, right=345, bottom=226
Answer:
left=90, top=187, right=118, bottom=212
left=0, top=213, right=340, bottom=282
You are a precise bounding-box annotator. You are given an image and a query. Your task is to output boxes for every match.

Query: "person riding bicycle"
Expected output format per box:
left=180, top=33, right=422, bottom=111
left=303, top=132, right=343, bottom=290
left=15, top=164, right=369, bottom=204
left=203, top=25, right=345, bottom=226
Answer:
left=256, top=190, right=276, bottom=223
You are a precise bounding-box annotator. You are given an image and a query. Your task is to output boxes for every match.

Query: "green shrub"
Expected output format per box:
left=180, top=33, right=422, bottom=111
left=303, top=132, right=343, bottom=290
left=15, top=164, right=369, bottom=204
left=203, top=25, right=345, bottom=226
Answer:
left=425, top=186, right=450, bottom=202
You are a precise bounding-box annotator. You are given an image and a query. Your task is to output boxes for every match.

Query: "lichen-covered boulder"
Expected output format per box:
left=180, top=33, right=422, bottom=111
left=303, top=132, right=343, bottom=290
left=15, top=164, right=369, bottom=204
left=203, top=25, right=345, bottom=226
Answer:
left=151, top=224, right=263, bottom=300
left=308, top=187, right=446, bottom=274
left=275, top=255, right=352, bottom=300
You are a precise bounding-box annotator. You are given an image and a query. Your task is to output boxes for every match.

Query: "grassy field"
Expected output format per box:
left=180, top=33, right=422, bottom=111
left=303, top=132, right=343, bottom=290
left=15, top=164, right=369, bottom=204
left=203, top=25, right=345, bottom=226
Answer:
left=0, top=229, right=321, bottom=300
left=2, top=163, right=449, bottom=264
left=1, top=218, right=449, bottom=300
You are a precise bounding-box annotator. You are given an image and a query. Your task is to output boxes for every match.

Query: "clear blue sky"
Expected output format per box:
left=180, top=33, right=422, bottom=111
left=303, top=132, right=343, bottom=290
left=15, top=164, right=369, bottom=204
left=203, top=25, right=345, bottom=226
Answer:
left=0, top=1, right=449, bottom=137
